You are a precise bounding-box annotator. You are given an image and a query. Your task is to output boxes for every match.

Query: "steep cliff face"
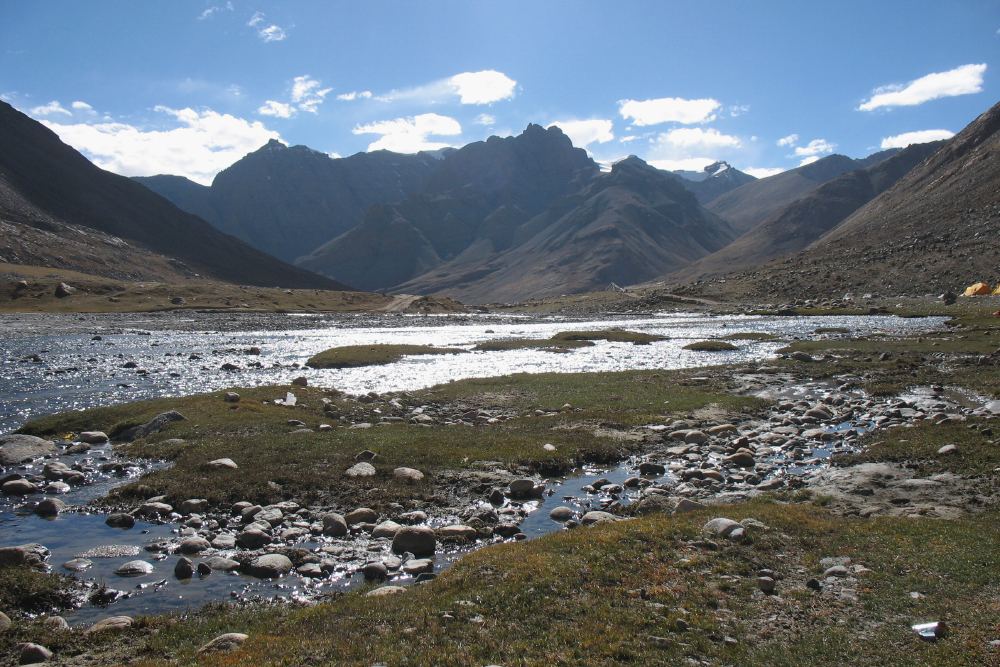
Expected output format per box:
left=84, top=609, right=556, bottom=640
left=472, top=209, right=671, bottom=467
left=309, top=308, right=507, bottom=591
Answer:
left=0, top=102, right=345, bottom=290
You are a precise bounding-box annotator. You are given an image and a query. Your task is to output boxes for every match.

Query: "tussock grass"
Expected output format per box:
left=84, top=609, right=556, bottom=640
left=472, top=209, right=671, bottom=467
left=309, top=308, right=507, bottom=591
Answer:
left=305, top=344, right=466, bottom=369
left=683, top=340, right=739, bottom=351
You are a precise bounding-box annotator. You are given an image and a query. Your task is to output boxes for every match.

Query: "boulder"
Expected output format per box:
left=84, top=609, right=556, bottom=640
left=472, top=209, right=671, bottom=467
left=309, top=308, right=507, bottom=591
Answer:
left=138, top=501, right=173, bottom=517
left=937, top=444, right=960, bottom=455
left=322, top=513, right=348, bottom=537
left=345, top=508, right=378, bottom=525
left=437, top=524, right=477, bottom=540
left=633, top=495, right=675, bottom=516
left=179, top=499, right=210, bottom=514
left=42, top=616, right=70, bottom=632
left=2, top=479, right=38, bottom=496
left=85, top=616, right=133, bottom=633
left=346, top=462, right=376, bottom=478
left=708, top=424, right=738, bottom=436
left=361, top=562, right=388, bottom=581
left=0, top=610, right=9, bottom=633
left=246, top=554, right=293, bottom=578
left=0, top=434, right=58, bottom=466
left=549, top=506, right=575, bottom=521
left=235, top=529, right=271, bottom=549
left=114, top=560, right=154, bottom=576
left=684, top=430, right=709, bottom=445
left=178, top=537, right=211, bottom=555
left=196, top=633, right=249, bottom=655
left=34, top=498, right=66, bottom=517
left=204, top=556, right=241, bottom=572
left=223, top=392, right=241, bottom=403
left=581, top=511, right=620, bottom=525
left=703, top=518, right=743, bottom=537
left=673, top=499, right=708, bottom=514
left=638, top=462, right=666, bottom=475
left=391, top=526, right=436, bottom=556
left=210, top=534, right=236, bottom=550
left=105, top=513, right=135, bottom=529
left=115, top=410, right=187, bottom=442
left=371, top=520, right=402, bottom=539
left=207, top=458, right=238, bottom=469
left=78, top=431, right=109, bottom=444
left=393, top=467, right=424, bottom=482
left=397, top=510, right=428, bottom=525
left=365, top=586, right=406, bottom=597
left=402, top=558, right=434, bottom=575
left=174, top=557, right=195, bottom=579
left=790, top=351, right=813, bottom=362
left=54, top=282, right=76, bottom=298
left=18, top=643, right=52, bottom=664
left=724, top=451, right=756, bottom=468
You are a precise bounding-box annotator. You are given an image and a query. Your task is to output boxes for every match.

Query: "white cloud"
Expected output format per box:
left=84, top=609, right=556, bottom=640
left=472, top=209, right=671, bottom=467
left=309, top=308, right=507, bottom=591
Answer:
left=336, top=91, right=372, bottom=101
left=729, top=105, right=749, bottom=117
left=30, top=101, right=72, bottom=116
left=248, top=12, right=286, bottom=42
left=859, top=63, right=986, bottom=111
left=548, top=120, right=614, bottom=148
left=353, top=113, right=462, bottom=153
left=793, top=139, right=836, bottom=156
left=776, top=133, right=798, bottom=147
left=618, top=135, right=638, bottom=143
left=473, top=113, right=496, bottom=126
left=290, top=75, right=332, bottom=113
left=657, top=127, right=741, bottom=149
left=618, top=97, right=721, bottom=126
left=880, top=129, right=955, bottom=148
left=40, top=106, right=280, bottom=185
left=647, top=157, right=718, bottom=172
left=257, top=100, right=294, bottom=118
left=449, top=71, right=516, bottom=104
left=71, top=101, right=93, bottom=110
left=798, top=156, right=821, bottom=166
left=743, top=167, right=785, bottom=178
left=199, top=2, right=232, bottom=20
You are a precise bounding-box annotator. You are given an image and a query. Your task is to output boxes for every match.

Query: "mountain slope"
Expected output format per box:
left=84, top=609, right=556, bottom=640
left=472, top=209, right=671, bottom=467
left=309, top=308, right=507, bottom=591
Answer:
left=673, top=161, right=757, bottom=205
left=393, top=160, right=738, bottom=303
left=134, top=142, right=442, bottom=263
left=669, top=100, right=1000, bottom=301
left=0, top=101, right=346, bottom=290
left=704, top=149, right=901, bottom=234
left=668, top=141, right=945, bottom=282
left=296, top=124, right=599, bottom=292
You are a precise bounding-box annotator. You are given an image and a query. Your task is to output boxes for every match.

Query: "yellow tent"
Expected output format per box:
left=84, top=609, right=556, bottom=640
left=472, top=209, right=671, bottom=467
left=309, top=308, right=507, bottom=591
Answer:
left=964, top=282, right=992, bottom=296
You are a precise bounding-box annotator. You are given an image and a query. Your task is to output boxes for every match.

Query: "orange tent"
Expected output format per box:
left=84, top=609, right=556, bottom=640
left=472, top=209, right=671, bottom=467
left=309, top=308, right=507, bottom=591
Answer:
left=964, top=282, right=992, bottom=296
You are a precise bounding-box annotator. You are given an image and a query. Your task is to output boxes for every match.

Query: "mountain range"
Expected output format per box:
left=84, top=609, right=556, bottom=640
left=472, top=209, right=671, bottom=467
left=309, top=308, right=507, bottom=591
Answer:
left=669, top=98, right=1000, bottom=301
left=0, top=102, right=345, bottom=290
left=295, top=125, right=738, bottom=302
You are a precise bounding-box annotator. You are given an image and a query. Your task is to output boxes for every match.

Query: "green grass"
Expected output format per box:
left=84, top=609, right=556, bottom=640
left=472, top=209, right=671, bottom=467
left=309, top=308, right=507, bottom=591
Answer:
left=549, top=329, right=668, bottom=345
left=0, top=565, right=78, bottom=614
left=683, top=341, right=739, bottom=351
left=719, top=332, right=780, bottom=341
left=14, top=372, right=762, bottom=510
left=305, top=344, right=466, bottom=369
left=11, top=502, right=997, bottom=666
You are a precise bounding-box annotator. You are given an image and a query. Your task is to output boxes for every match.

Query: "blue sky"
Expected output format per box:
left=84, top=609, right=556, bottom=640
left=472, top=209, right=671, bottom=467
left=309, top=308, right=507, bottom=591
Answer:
left=2, top=1, right=997, bottom=184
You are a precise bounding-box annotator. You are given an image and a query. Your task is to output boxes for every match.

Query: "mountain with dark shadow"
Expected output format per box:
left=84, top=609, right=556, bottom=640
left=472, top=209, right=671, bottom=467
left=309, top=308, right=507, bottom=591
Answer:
left=298, top=127, right=737, bottom=303
left=0, top=101, right=345, bottom=289
left=135, top=142, right=443, bottom=263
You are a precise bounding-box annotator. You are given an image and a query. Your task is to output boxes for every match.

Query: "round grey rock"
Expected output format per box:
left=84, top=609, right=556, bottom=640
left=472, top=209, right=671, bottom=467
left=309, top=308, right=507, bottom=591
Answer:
left=322, top=512, right=348, bottom=537
left=391, top=526, right=436, bottom=556
left=197, top=633, right=248, bottom=655
left=19, top=643, right=52, bottom=664
left=114, top=560, right=154, bottom=576
left=549, top=506, right=575, bottom=521
left=247, top=554, right=293, bottom=579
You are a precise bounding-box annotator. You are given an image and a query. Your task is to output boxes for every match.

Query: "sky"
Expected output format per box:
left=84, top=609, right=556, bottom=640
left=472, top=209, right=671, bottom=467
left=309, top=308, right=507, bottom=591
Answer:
left=1, top=1, right=997, bottom=185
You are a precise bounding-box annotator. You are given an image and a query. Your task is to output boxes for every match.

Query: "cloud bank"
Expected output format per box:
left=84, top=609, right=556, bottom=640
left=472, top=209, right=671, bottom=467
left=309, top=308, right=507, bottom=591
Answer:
left=548, top=120, right=614, bottom=148
left=353, top=113, right=462, bottom=153
left=618, top=97, right=720, bottom=126
left=793, top=139, right=836, bottom=156
left=881, top=129, right=955, bottom=148
left=258, top=75, right=331, bottom=117
left=39, top=106, right=280, bottom=185
left=449, top=71, right=516, bottom=104
left=859, top=64, right=986, bottom=111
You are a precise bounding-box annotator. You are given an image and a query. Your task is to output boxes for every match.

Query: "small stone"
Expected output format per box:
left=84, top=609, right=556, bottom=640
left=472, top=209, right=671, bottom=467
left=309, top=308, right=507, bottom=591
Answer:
left=19, top=643, right=52, bottom=664
left=291, top=377, right=308, bottom=387
left=85, top=616, right=133, bottom=633
left=397, top=510, right=428, bottom=525
left=197, top=562, right=212, bottom=576
left=638, top=462, right=666, bottom=475
left=508, top=479, right=536, bottom=495
left=542, top=443, right=557, bottom=452
left=937, top=444, right=960, bottom=455
left=355, top=450, right=378, bottom=461
left=223, top=392, right=241, bottom=403
left=823, top=565, right=850, bottom=578
left=78, top=431, right=109, bottom=443
left=758, top=576, right=776, bottom=593
left=54, top=282, right=77, bottom=298
left=673, top=499, right=707, bottom=514
left=235, top=529, right=272, bottom=549
left=62, top=558, right=92, bottom=572
left=402, top=558, right=434, bottom=575
left=174, top=557, right=195, bottom=579
left=204, top=556, right=240, bottom=572
left=684, top=430, right=708, bottom=444
left=297, top=563, right=324, bottom=578
left=372, top=520, right=403, bottom=538
left=438, top=524, right=477, bottom=540
left=2, top=479, right=38, bottom=496
left=207, top=458, right=238, bottom=469
left=790, top=351, right=813, bottom=362
left=196, top=633, right=248, bottom=655
left=210, top=534, right=236, bottom=550
left=580, top=511, right=620, bottom=525
left=42, top=616, right=70, bottom=632
left=346, top=462, right=376, bottom=477
left=724, top=452, right=756, bottom=468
